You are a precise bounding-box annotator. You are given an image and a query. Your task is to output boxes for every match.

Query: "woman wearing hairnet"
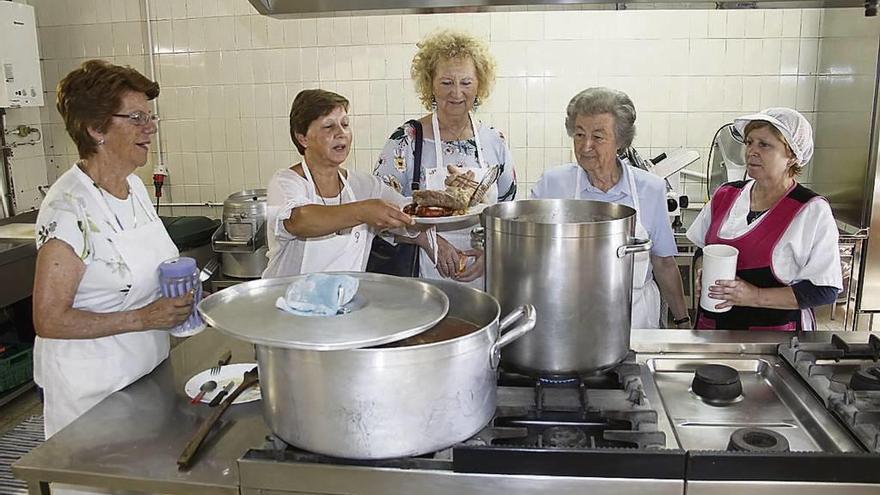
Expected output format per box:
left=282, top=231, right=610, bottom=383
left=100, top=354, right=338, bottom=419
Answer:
left=686, top=107, right=842, bottom=331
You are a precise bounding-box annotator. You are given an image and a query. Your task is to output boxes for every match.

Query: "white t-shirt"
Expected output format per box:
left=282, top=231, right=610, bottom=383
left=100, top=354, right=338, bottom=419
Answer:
left=685, top=180, right=842, bottom=290
left=263, top=166, right=409, bottom=278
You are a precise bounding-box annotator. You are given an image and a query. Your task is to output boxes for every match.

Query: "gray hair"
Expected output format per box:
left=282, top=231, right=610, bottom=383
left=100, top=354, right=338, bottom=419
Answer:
left=564, top=87, right=637, bottom=150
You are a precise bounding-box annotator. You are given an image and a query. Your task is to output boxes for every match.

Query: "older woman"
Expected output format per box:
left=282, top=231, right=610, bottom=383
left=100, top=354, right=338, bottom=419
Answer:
left=32, top=60, right=192, bottom=445
left=374, top=29, right=516, bottom=287
left=263, top=89, right=414, bottom=278
left=686, top=108, right=841, bottom=331
left=531, top=87, right=689, bottom=329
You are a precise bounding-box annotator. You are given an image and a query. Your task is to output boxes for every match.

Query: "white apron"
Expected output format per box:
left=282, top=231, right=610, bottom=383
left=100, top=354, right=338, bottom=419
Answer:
left=39, top=182, right=176, bottom=495
left=576, top=165, right=660, bottom=329
left=299, top=160, right=368, bottom=274
left=421, top=112, right=497, bottom=289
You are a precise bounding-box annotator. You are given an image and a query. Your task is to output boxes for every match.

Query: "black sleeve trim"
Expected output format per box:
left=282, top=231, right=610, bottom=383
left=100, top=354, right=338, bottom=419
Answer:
left=791, top=280, right=838, bottom=309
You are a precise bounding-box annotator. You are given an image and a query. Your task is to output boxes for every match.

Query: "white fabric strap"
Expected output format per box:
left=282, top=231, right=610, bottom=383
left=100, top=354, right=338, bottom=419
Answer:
left=430, top=111, right=486, bottom=189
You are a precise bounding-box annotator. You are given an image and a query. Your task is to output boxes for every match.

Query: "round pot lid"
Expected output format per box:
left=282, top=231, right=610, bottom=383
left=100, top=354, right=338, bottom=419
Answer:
left=198, top=272, right=449, bottom=350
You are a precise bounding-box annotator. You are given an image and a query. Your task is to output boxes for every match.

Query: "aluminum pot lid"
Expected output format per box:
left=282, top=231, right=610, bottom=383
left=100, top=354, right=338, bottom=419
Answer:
left=197, top=272, right=449, bottom=350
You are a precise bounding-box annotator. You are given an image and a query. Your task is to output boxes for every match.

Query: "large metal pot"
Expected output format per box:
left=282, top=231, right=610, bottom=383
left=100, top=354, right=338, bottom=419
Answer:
left=475, top=199, right=651, bottom=376
left=211, top=189, right=268, bottom=278
left=218, top=277, right=535, bottom=459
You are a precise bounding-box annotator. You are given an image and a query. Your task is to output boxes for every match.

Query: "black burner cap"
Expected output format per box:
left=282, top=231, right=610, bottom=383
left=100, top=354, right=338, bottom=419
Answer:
left=850, top=367, right=880, bottom=391
left=727, top=427, right=790, bottom=453
left=691, top=364, right=742, bottom=403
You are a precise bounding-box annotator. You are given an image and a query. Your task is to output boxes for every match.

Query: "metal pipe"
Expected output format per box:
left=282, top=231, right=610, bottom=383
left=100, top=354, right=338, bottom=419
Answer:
left=156, top=202, right=223, bottom=208
left=0, top=109, right=15, bottom=218
left=680, top=169, right=707, bottom=181
left=142, top=0, right=166, bottom=176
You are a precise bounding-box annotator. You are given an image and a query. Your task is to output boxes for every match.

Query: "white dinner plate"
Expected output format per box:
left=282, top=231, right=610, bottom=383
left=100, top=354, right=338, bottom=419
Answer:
left=412, top=203, right=488, bottom=225
left=184, top=363, right=261, bottom=405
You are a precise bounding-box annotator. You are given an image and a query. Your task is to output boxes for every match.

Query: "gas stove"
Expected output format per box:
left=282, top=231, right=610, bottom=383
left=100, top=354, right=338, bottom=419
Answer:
left=237, top=331, right=880, bottom=495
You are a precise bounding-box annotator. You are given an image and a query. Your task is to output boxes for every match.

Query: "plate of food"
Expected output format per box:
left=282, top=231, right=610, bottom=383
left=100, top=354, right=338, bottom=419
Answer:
left=405, top=202, right=488, bottom=224
left=404, top=165, right=499, bottom=225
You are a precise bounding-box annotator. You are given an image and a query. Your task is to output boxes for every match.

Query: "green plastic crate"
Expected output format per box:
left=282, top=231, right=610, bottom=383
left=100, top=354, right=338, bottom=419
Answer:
left=0, top=344, right=33, bottom=394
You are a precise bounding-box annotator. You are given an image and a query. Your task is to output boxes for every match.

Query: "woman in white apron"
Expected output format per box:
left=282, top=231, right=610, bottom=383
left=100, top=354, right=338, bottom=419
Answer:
left=530, top=87, right=690, bottom=329
left=374, top=30, right=517, bottom=288
left=32, top=61, right=194, bottom=495
left=263, top=89, right=415, bottom=278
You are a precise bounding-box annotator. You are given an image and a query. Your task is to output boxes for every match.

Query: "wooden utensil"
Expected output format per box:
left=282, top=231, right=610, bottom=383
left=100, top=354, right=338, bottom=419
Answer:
left=177, top=366, right=259, bottom=470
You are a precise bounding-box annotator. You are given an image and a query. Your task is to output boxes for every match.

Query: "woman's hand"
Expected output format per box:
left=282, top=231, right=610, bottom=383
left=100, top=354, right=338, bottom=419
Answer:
left=138, top=292, right=194, bottom=330
left=434, top=235, right=462, bottom=278
left=707, top=277, right=761, bottom=310
left=454, top=248, right=484, bottom=282
left=357, top=199, right=414, bottom=230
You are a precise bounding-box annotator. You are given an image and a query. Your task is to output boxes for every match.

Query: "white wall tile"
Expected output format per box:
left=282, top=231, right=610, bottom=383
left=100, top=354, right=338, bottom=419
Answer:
left=25, top=6, right=870, bottom=213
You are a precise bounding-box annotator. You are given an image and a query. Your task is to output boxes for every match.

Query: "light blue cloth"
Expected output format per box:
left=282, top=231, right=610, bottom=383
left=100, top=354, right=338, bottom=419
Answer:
left=530, top=160, right=678, bottom=258
left=275, top=274, right=359, bottom=316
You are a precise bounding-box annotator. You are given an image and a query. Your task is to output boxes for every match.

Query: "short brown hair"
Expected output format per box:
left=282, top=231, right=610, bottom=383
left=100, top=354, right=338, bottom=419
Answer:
left=289, top=89, right=350, bottom=155
left=56, top=60, right=159, bottom=159
left=743, top=120, right=801, bottom=177
left=411, top=30, right=497, bottom=111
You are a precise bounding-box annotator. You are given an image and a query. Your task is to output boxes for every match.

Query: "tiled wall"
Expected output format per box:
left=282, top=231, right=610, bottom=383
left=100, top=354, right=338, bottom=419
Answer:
left=811, top=15, right=879, bottom=227
left=13, top=1, right=880, bottom=220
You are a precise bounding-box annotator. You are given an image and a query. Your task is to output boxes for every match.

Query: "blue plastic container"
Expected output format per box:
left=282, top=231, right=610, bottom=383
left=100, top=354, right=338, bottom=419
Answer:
left=158, top=257, right=206, bottom=337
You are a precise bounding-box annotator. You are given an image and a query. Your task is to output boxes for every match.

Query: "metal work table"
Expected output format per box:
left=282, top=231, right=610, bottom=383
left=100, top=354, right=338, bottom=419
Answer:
left=11, top=329, right=871, bottom=494
left=12, top=328, right=269, bottom=495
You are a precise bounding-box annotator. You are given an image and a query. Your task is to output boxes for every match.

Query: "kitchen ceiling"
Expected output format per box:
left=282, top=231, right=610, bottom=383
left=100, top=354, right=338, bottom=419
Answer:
left=247, top=0, right=873, bottom=16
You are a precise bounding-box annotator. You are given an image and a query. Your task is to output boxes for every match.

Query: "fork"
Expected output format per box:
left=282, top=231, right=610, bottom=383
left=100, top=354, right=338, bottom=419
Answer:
left=199, top=258, right=220, bottom=283
left=210, top=350, right=232, bottom=376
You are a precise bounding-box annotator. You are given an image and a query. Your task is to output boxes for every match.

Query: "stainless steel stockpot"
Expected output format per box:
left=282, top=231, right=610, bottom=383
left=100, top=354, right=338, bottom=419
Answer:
left=476, top=199, right=651, bottom=376
left=254, top=279, right=536, bottom=459
left=211, top=189, right=268, bottom=278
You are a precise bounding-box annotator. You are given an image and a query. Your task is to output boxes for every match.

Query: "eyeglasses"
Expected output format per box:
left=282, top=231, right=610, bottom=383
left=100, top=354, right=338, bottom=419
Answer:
left=111, top=111, right=159, bottom=126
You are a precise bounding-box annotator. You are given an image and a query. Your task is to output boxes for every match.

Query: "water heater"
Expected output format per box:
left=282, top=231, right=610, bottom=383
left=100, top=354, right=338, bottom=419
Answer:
left=0, top=2, right=43, bottom=108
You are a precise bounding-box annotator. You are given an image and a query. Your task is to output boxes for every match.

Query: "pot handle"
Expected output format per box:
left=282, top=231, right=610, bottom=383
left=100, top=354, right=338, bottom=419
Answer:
left=617, top=237, right=652, bottom=258
left=490, top=304, right=537, bottom=369
left=470, top=226, right=485, bottom=250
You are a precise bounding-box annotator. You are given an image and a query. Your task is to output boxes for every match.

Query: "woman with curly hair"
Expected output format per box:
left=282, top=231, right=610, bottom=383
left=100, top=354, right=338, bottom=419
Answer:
left=373, top=29, right=517, bottom=288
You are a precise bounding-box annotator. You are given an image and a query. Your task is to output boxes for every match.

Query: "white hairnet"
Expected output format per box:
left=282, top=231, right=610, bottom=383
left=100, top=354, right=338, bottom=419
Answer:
left=733, top=107, right=814, bottom=165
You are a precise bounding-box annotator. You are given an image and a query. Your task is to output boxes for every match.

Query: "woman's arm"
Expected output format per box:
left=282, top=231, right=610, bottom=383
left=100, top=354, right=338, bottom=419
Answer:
left=33, top=240, right=192, bottom=340
left=283, top=200, right=413, bottom=238
left=651, top=255, right=689, bottom=327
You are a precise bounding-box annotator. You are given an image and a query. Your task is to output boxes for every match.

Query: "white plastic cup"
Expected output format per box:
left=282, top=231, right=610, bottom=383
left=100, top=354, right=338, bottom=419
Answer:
left=700, top=244, right=740, bottom=313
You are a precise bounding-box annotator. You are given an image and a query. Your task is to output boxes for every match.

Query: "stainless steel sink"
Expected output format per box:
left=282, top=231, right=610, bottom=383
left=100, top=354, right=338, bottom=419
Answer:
left=644, top=355, right=863, bottom=453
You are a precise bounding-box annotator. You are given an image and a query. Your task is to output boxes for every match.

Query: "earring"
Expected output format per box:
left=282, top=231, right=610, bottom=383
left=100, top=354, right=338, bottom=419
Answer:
left=97, top=138, right=105, bottom=145
left=431, top=96, right=438, bottom=111
left=473, top=97, right=480, bottom=111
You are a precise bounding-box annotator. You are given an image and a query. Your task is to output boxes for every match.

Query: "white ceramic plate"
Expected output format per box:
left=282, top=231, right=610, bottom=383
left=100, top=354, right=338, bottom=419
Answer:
left=184, top=363, right=261, bottom=405
left=412, top=203, right=488, bottom=225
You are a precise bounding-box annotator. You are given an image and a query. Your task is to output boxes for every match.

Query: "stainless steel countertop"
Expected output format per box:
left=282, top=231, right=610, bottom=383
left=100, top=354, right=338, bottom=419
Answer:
left=12, top=328, right=876, bottom=493
left=12, top=328, right=269, bottom=495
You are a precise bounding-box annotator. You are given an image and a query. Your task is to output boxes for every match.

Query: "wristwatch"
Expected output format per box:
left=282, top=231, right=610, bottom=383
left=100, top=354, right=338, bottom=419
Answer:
left=672, top=315, right=691, bottom=325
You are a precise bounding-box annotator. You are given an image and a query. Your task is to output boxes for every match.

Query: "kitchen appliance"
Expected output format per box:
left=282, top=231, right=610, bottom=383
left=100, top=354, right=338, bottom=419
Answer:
left=477, top=199, right=651, bottom=376
left=198, top=273, right=537, bottom=459
left=211, top=189, right=268, bottom=278
left=706, top=123, right=748, bottom=198
left=234, top=331, right=880, bottom=495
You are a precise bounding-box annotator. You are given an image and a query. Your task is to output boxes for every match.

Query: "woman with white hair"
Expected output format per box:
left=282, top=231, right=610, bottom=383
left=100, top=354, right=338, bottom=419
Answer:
left=686, top=107, right=842, bottom=331
left=531, top=87, right=689, bottom=329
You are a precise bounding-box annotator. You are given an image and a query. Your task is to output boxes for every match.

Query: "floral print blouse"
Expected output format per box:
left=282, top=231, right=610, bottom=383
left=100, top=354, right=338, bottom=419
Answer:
left=373, top=119, right=517, bottom=200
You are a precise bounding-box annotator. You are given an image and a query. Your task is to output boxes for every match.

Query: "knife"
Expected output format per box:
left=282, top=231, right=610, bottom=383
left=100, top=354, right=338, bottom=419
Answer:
left=208, top=380, right=235, bottom=407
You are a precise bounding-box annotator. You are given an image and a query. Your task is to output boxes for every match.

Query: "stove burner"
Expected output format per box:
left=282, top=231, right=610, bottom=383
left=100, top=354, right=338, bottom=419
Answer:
left=726, top=427, right=790, bottom=453
left=541, top=426, right=589, bottom=449
left=849, top=367, right=880, bottom=391
left=691, top=364, right=743, bottom=404
left=538, top=376, right=579, bottom=385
